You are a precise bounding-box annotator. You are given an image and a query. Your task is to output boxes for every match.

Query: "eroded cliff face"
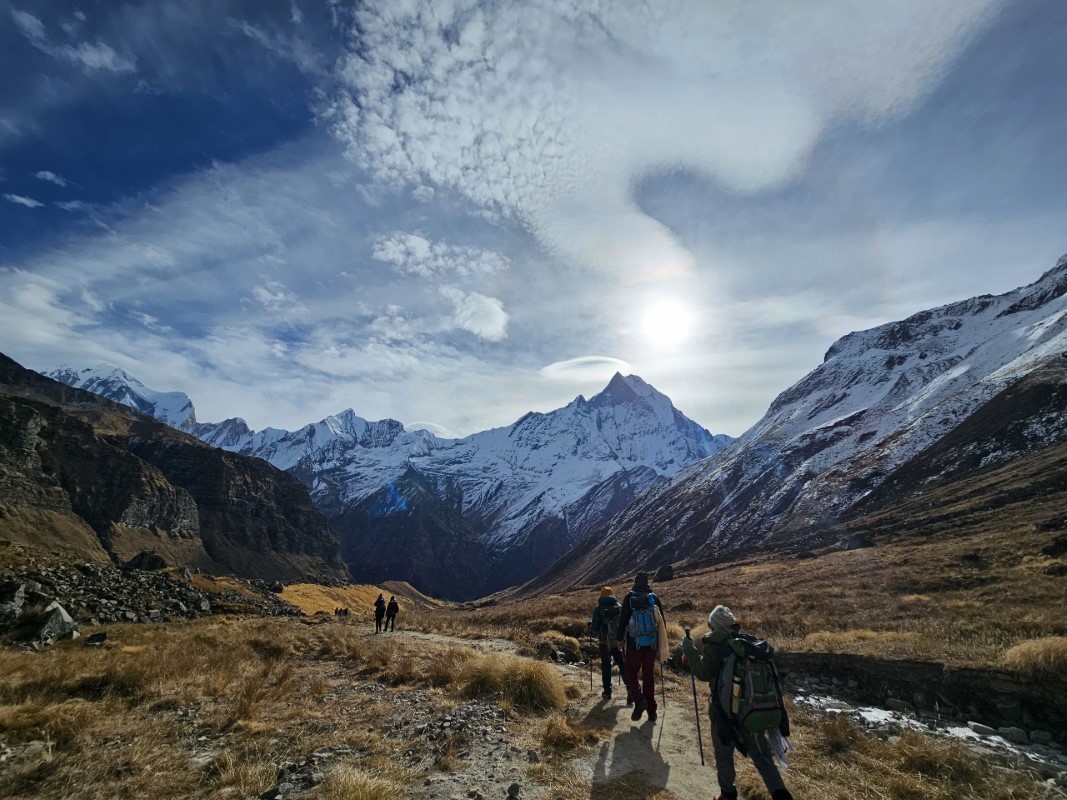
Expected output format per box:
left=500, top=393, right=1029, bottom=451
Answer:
left=0, top=354, right=346, bottom=583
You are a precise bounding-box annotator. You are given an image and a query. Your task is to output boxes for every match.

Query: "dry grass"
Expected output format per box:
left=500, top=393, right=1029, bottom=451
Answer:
left=311, top=766, right=403, bottom=800
left=421, top=525, right=1066, bottom=670
left=460, top=652, right=566, bottom=711
left=540, top=712, right=605, bottom=751
left=1000, top=636, right=1067, bottom=676
left=769, top=706, right=1052, bottom=800
left=0, top=615, right=570, bottom=800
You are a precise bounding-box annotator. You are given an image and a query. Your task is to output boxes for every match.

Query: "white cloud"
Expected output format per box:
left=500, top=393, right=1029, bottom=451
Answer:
left=235, top=19, right=323, bottom=77
left=11, top=8, right=136, bottom=73
left=3, top=193, right=44, bottom=208
left=62, top=41, right=135, bottom=73
left=35, top=170, right=68, bottom=187
left=249, top=279, right=306, bottom=314
left=372, top=232, right=509, bottom=278
left=56, top=200, right=90, bottom=212
left=539, top=356, right=632, bottom=384
left=440, top=286, right=509, bottom=341
left=12, top=9, right=46, bottom=41
left=326, top=0, right=1003, bottom=277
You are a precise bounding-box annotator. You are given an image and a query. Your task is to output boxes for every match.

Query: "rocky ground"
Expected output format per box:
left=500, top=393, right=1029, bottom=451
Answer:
left=0, top=544, right=300, bottom=647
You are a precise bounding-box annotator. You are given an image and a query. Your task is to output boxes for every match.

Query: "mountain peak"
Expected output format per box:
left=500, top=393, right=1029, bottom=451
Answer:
left=591, top=372, right=654, bottom=405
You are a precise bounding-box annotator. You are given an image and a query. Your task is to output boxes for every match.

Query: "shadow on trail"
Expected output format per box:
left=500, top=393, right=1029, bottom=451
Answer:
left=585, top=700, right=670, bottom=800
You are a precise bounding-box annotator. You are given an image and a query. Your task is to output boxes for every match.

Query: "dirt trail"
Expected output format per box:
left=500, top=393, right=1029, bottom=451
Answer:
left=385, top=628, right=715, bottom=799
left=566, top=672, right=715, bottom=800
left=376, top=628, right=523, bottom=654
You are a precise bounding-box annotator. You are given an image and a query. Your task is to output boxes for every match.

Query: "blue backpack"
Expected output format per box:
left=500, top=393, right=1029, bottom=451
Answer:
left=626, top=591, right=659, bottom=647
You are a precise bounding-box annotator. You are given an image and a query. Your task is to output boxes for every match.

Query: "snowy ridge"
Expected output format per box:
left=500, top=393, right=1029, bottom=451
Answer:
left=551, top=254, right=1067, bottom=582
left=45, top=364, right=731, bottom=594
left=46, top=364, right=196, bottom=428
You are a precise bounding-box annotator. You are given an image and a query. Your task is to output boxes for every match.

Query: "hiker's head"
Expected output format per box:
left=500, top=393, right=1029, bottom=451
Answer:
left=708, top=604, right=737, bottom=631
left=600, top=586, right=613, bottom=597
left=632, top=572, right=650, bottom=591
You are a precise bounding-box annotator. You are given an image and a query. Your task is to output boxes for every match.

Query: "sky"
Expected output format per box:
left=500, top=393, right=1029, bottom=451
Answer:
left=1, top=0, right=1065, bottom=439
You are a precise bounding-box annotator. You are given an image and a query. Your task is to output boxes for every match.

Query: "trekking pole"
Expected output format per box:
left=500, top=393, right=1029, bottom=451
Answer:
left=588, top=639, right=593, bottom=691
left=685, top=627, right=705, bottom=766
left=660, top=659, right=666, bottom=710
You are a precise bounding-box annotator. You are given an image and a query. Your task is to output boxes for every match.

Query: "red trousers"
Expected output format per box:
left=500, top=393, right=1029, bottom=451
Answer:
left=624, top=645, right=657, bottom=712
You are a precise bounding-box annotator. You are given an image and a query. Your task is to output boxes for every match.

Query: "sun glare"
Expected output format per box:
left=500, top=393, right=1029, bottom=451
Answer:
left=641, top=300, right=694, bottom=347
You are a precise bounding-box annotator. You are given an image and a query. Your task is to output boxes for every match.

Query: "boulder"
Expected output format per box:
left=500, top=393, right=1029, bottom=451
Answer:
left=1039, top=532, right=1067, bottom=555
left=998, top=726, right=1028, bottom=744
left=968, top=721, right=998, bottom=737
left=38, top=601, right=78, bottom=645
left=125, top=550, right=167, bottom=571
left=653, top=564, right=674, bottom=582
left=840, top=535, right=874, bottom=551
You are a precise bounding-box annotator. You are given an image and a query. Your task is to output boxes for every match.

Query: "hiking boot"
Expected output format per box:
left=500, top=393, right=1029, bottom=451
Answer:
left=630, top=699, right=646, bottom=721
left=601, top=690, right=612, bottom=699
left=647, top=710, right=657, bottom=722
left=770, top=791, right=793, bottom=800
left=625, top=698, right=634, bottom=707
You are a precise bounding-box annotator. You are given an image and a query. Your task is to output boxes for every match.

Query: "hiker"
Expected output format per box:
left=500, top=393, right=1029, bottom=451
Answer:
left=615, top=571, right=667, bottom=723
left=373, top=593, right=386, bottom=633
left=587, top=586, right=634, bottom=701
left=385, top=595, right=399, bottom=632
left=682, top=605, right=793, bottom=800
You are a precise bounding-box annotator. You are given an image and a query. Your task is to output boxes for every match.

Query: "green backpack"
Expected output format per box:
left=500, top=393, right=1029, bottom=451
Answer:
left=716, top=633, right=786, bottom=735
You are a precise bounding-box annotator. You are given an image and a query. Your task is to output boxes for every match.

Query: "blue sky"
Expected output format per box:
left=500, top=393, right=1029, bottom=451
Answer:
left=2, top=0, right=1065, bottom=438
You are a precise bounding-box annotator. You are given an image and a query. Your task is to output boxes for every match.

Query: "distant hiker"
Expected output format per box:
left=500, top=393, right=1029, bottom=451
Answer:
left=587, top=586, right=634, bottom=701
left=682, top=605, right=793, bottom=800
left=374, top=593, right=386, bottom=633
left=615, top=571, right=667, bottom=723
left=385, top=596, right=399, bottom=632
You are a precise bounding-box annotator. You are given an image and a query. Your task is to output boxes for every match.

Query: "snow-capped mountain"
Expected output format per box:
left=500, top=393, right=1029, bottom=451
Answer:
left=47, top=364, right=196, bottom=428
left=46, top=365, right=731, bottom=598
left=535, top=254, right=1067, bottom=588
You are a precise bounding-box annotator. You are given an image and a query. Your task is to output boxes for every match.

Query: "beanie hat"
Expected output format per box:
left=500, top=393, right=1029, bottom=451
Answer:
left=600, top=586, right=613, bottom=596
left=633, top=572, right=650, bottom=591
left=708, top=605, right=737, bottom=631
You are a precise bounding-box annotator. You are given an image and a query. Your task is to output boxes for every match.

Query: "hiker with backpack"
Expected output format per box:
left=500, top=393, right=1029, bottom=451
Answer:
left=373, top=593, right=386, bottom=633
left=385, top=596, right=399, bottom=631
left=587, top=586, right=635, bottom=701
left=615, top=572, right=667, bottom=723
left=682, top=605, right=793, bottom=800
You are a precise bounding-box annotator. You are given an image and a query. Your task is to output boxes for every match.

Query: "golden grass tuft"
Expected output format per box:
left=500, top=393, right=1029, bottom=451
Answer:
left=312, top=766, right=404, bottom=800
left=540, top=712, right=603, bottom=751
left=460, top=653, right=566, bottom=711
left=808, top=713, right=869, bottom=757
left=540, top=630, right=582, bottom=660
left=999, top=636, right=1067, bottom=676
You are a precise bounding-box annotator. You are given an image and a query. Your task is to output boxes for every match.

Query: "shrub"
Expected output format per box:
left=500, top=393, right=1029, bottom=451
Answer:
left=1000, top=636, right=1067, bottom=676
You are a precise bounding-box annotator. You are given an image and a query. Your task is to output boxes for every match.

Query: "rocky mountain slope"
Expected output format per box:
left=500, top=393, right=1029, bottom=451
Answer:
left=48, top=367, right=730, bottom=599
left=533, top=254, right=1067, bottom=588
left=1, top=355, right=347, bottom=583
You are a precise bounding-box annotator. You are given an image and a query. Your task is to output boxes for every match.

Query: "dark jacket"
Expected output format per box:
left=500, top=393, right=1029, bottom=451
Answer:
left=386, top=599, right=399, bottom=617
left=374, top=597, right=386, bottom=618
left=588, top=595, right=622, bottom=646
left=615, top=589, right=664, bottom=649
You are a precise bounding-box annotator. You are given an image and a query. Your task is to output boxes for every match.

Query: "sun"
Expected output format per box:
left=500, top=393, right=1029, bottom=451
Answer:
left=641, top=300, right=694, bottom=347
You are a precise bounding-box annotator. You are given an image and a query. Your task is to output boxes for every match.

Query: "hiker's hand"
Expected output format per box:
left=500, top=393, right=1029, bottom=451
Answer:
left=680, top=654, right=688, bottom=667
